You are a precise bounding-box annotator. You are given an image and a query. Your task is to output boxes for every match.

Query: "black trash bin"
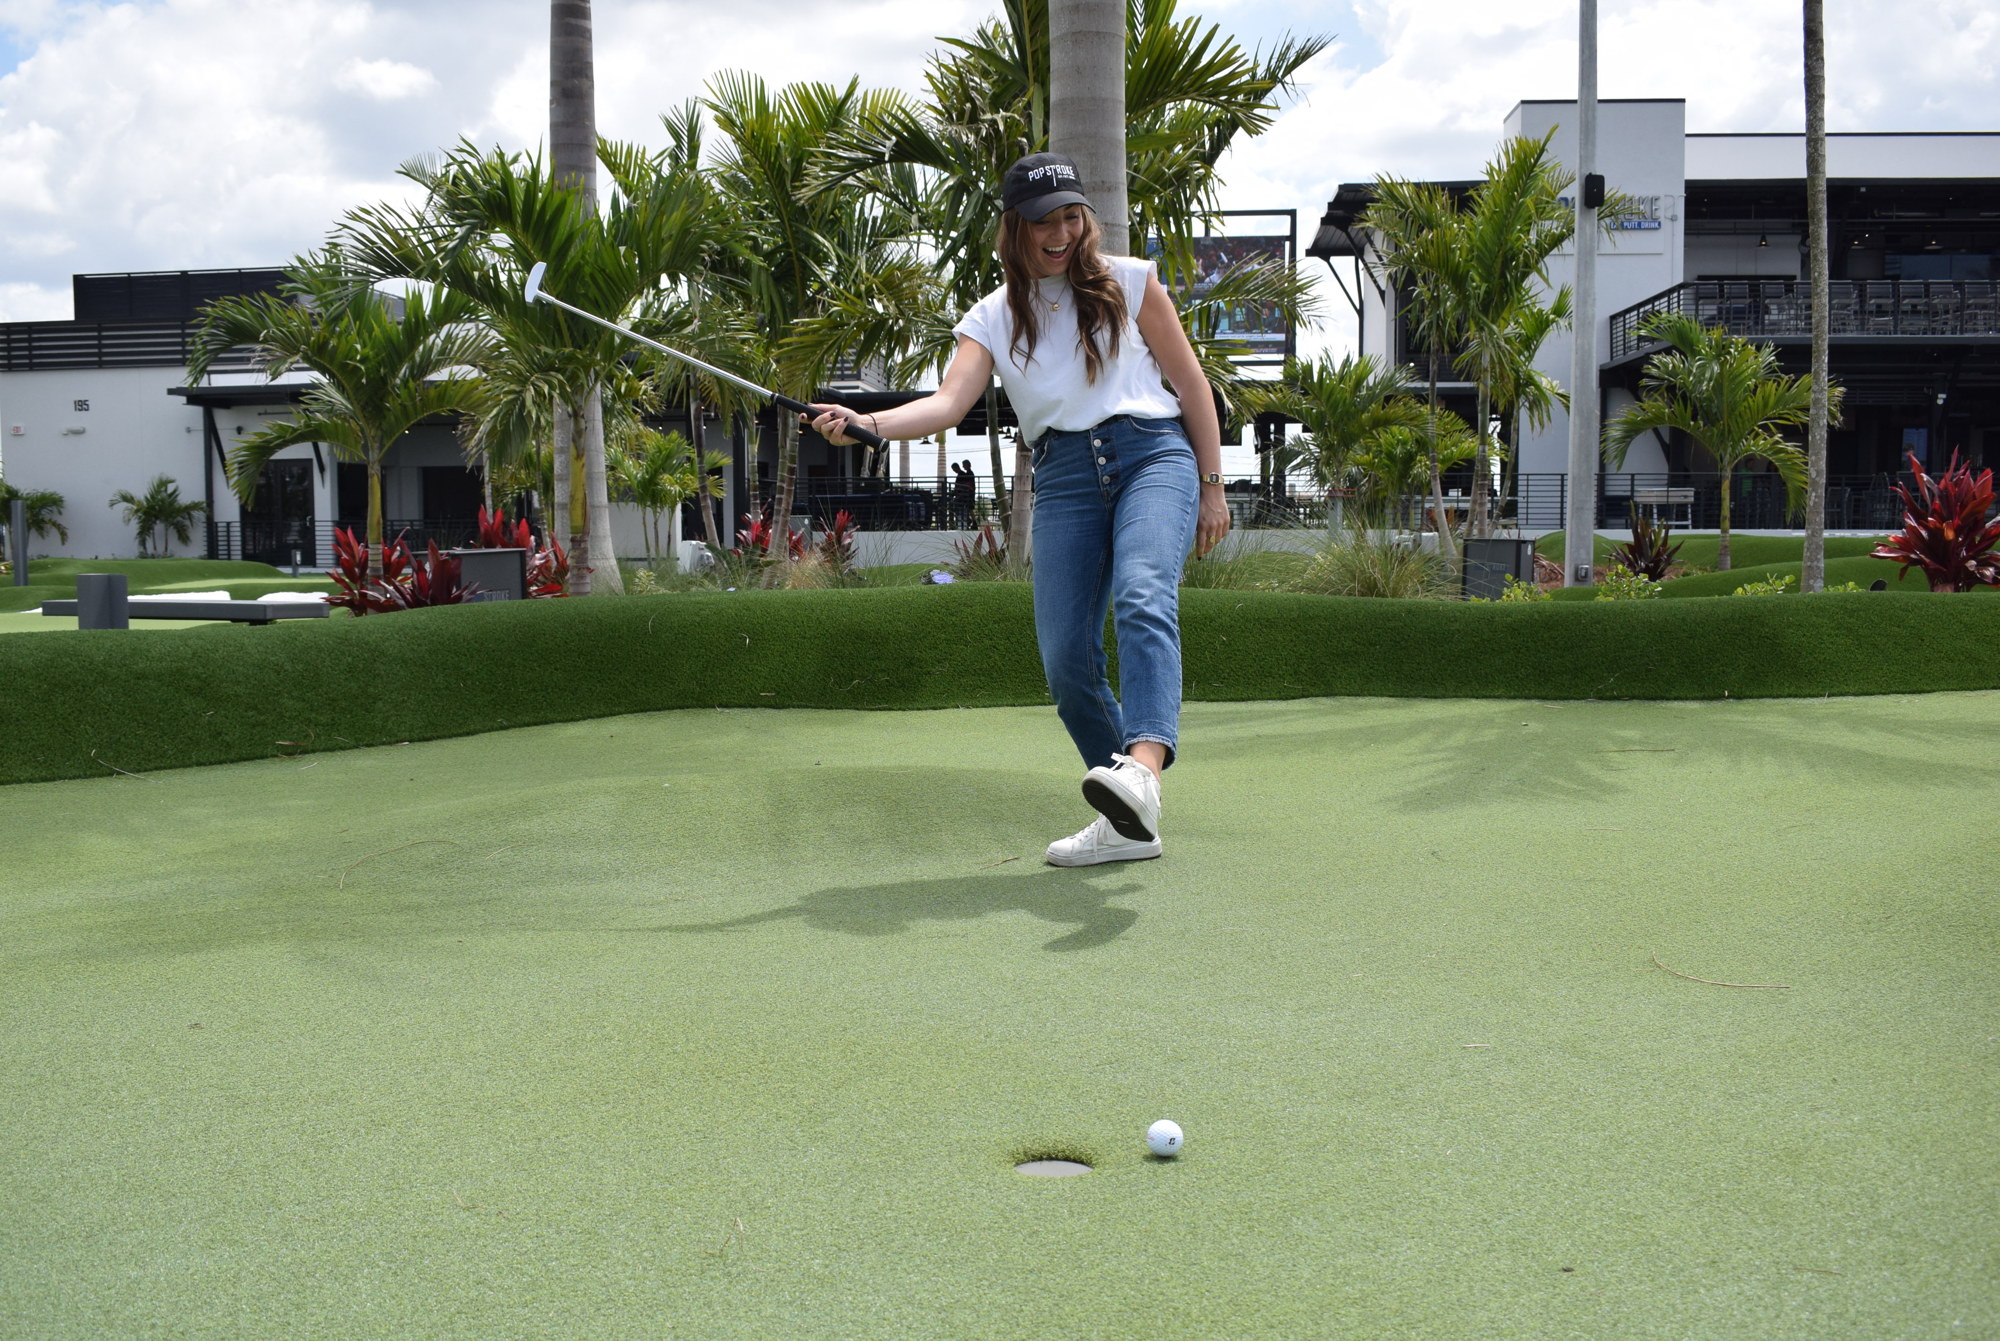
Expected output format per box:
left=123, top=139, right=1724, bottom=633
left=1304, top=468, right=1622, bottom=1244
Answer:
left=446, top=548, right=528, bottom=602
left=1462, top=537, right=1537, bottom=600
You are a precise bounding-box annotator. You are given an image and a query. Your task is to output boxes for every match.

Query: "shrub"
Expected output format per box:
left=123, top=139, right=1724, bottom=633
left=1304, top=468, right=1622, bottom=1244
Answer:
left=1870, top=451, right=2000, bottom=592
left=1180, top=534, right=1280, bottom=590
left=1732, top=574, right=1798, bottom=597
left=1593, top=565, right=1664, bottom=601
left=1498, top=574, right=1551, bottom=602
left=1608, top=513, right=1684, bottom=580
left=949, top=524, right=1018, bottom=581
left=1284, top=534, right=1452, bottom=599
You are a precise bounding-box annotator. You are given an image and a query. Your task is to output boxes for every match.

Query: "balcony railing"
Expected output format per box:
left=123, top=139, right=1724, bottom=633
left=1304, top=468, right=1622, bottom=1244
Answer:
left=1609, top=280, right=2000, bottom=362
left=0, top=320, right=267, bottom=372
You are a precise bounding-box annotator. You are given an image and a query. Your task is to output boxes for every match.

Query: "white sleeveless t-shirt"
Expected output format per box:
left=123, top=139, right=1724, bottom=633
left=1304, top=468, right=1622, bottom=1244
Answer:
left=951, top=253, right=1182, bottom=445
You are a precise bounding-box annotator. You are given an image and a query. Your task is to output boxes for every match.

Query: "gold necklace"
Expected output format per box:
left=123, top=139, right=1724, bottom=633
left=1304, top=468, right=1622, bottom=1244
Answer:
left=1041, top=279, right=1066, bottom=313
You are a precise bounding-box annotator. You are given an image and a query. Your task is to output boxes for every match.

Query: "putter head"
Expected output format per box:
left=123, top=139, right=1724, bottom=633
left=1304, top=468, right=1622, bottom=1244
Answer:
left=523, top=261, right=548, bottom=304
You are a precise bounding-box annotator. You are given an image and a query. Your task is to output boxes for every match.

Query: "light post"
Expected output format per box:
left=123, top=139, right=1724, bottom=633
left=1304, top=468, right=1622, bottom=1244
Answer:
left=1563, top=0, right=1601, bottom=586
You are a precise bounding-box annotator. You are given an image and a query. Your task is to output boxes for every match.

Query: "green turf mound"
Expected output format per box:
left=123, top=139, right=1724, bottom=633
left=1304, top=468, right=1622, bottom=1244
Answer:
left=1, top=557, right=332, bottom=617
left=4, top=584, right=1997, bottom=784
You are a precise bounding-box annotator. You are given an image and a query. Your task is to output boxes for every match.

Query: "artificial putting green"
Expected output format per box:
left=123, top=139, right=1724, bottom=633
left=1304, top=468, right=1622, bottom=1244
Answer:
left=3, top=695, right=1995, bottom=1337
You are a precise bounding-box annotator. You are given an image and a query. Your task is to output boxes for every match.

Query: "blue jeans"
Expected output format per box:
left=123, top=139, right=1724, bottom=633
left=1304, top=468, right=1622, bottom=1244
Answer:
left=1030, top=414, right=1198, bottom=772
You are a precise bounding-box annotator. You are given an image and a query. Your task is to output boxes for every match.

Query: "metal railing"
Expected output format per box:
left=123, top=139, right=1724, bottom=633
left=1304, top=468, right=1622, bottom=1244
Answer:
left=1239, top=472, right=1933, bottom=535
left=0, top=320, right=264, bottom=372
left=208, top=518, right=486, bottom=568
left=1609, top=279, right=2000, bottom=361
left=206, top=473, right=1940, bottom=569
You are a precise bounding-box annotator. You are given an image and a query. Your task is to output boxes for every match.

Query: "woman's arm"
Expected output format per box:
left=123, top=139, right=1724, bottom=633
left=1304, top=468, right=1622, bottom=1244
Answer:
left=1135, top=271, right=1231, bottom=557
left=806, top=337, right=995, bottom=446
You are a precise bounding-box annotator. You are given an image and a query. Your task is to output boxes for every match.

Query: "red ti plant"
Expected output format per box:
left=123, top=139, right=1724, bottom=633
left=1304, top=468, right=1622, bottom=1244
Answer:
left=1608, top=512, right=1685, bottom=580
left=475, top=506, right=569, bottom=598
left=326, top=529, right=481, bottom=612
left=327, top=526, right=413, bottom=615
left=525, top=533, right=568, bottom=597
left=734, top=509, right=804, bottom=561
left=1870, top=451, right=2000, bottom=592
left=817, top=509, right=860, bottom=575
left=476, top=506, right=535, bottom=550
left=374, top=541, right=480, bottom=609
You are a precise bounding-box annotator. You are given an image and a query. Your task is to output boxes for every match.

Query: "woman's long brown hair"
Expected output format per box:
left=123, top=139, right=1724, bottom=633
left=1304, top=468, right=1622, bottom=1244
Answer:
left=996, top=207, right=1126, bottom=384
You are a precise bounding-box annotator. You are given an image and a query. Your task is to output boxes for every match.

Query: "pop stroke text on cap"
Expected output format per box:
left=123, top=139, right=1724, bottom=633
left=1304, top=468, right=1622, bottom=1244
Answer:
left=1028, top=163, right=1078, bottom=182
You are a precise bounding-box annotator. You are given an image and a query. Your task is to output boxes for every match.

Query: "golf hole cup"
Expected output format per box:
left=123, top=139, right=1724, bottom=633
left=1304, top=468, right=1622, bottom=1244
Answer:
left=1146, top=1119, right=1183, bottom=1157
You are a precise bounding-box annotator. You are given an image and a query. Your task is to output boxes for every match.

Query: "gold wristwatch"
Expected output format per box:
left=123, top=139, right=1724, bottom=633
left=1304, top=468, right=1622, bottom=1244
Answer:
left=1200, top=471, right=1222, bottom=485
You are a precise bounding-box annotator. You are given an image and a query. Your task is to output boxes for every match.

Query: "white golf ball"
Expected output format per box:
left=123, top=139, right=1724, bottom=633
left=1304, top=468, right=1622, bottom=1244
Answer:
left=1146, top=1119, right=1183, bottom=1157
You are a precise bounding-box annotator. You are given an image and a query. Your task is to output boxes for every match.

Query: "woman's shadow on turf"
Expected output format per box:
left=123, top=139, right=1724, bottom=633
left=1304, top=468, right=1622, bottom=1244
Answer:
left=639, top=868, right=1143, bottom=952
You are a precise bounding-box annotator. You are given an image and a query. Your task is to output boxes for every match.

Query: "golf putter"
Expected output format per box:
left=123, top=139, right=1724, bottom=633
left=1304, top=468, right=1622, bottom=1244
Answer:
left=522, top=262, right=887, bottom=450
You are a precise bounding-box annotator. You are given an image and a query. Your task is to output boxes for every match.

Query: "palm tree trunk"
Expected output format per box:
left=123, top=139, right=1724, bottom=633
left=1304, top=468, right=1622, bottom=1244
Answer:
left=551, top=0, right=605, bottom=595
left=581, top=388, right=621, bottom=593
left=552, top=401, right=576, bottom=593
left=1425, top=347, right=1451, bottom=561
left=1717, top=467, right=1733, bottom=571
left=1050, top=0, right=1129, bottom=255
left=1009, top=431, right=1034, bottom=572
left=1471, top=378, right=1492, bottom=538
left=1801, top=0, right=1830, bottom=592
left=367, top=460, right=385, bottom=581
left=550, top=2, right=595, bottom=198
left=986, top=383, right=1009, bottom=534
left=768, top=412, right=799, bottom=568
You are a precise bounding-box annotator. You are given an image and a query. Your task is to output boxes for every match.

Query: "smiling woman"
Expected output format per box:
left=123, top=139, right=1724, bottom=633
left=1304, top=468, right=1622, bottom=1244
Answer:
left=805, top=151, right=1231, bottom=868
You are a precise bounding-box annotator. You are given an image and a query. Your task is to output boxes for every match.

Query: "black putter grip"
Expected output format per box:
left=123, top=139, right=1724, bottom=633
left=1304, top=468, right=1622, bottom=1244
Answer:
left=781, top=395, right=888, bottom=451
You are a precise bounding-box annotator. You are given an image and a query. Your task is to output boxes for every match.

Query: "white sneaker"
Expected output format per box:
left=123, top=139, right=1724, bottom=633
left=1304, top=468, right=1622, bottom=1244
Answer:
left=1045, top=815, right=1162, bottom=867
left=1081, top=753, right=1162, bottom=842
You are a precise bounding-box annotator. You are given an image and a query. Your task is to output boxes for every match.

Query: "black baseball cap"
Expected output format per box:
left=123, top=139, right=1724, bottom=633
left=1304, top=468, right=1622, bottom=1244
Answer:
left=1001, top=152, right=1091, bottom=221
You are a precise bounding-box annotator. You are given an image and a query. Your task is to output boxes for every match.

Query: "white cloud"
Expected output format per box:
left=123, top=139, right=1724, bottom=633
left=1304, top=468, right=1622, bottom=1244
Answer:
left=0, top=0, right=1989, bottom=330
left=334, top=58, right=438, bottom=102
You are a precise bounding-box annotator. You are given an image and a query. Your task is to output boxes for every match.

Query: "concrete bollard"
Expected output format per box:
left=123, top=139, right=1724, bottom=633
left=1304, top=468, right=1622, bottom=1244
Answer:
left=9, top=498, right=25, bottom=586
left=75, top=573, right=130, bottom=630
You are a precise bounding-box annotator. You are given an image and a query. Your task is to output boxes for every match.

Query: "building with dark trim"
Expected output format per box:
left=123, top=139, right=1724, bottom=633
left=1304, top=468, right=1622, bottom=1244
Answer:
left=1311, top=101, right=1999, bottom=529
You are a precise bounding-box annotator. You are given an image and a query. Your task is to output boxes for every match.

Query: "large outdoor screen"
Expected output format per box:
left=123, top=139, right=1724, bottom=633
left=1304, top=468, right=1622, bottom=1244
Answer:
left=1154, top=233, right=1294, bottom=360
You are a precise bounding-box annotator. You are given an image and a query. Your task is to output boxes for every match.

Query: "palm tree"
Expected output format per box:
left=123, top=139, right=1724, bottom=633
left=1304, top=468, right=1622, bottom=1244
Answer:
left=1449, top=133, right=1586, bottom=536
left=703, top=72, right=940, bottom=567
left=1603, top=314, right=1839, bottom=571
left=1802, top=0, right=1832, bottom=591
left=335, top=137, right=720, bottom=592
left=1246, top=353, right=1428, bottom=492
left=817, top=0, right=1328, bottom=537
left=1370, top=136, right=1635, bottom=541
left=1360, top=178, right=1465, bottom=556
left=186, top=252, right=490, bottom=578
left=550, top=0, right=602, bottom=585
left=1347, top=417, right=1478, bottom=531
left=608, top=427, right=708, bottom=568
left=0, top=479, right=68, bottom=546
left=109, top=475, right=207, bottom=557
